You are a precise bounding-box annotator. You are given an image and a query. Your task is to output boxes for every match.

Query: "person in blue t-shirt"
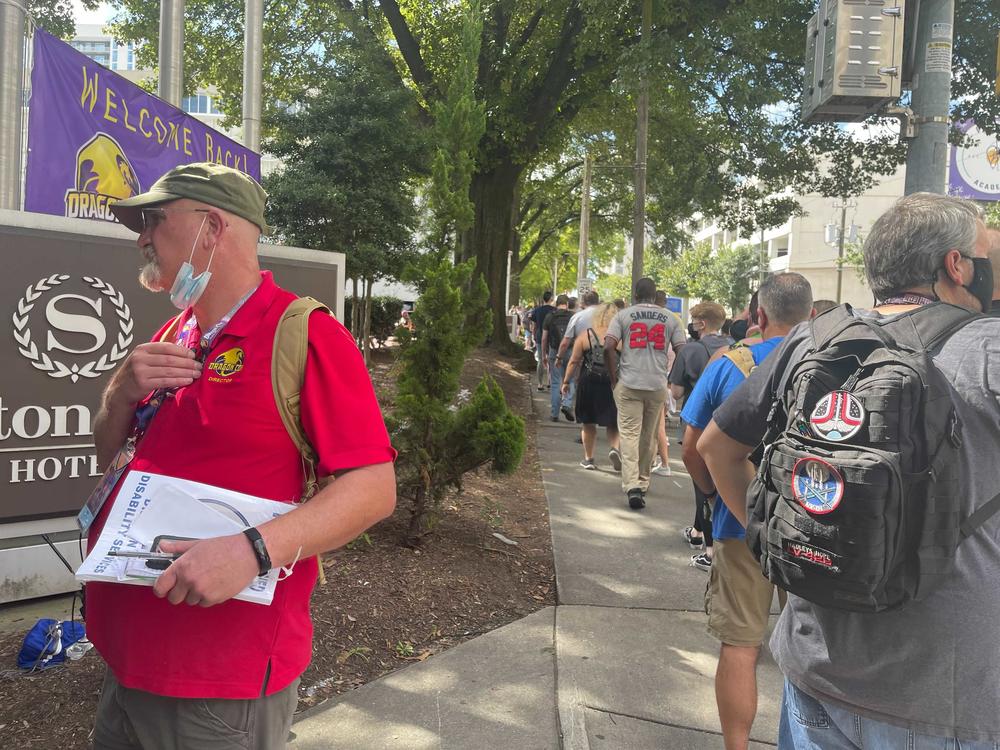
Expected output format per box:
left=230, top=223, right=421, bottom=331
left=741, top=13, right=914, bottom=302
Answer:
left=679, top=273, right=814, bottom=750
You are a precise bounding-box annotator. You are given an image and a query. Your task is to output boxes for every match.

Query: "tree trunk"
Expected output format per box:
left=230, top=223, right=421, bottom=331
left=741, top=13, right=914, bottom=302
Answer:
left=468, top=160, right=523, bottom=349
left=406, top=485, right=427, bottom=546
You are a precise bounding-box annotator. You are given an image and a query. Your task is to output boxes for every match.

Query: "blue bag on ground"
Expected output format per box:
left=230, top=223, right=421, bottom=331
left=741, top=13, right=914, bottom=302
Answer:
left=17, top=618, right=86, bottom=670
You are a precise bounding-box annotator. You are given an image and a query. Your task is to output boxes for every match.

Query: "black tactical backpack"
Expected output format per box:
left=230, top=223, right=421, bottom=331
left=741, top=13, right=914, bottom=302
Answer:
left=747, top=302, right=1000, bottom=613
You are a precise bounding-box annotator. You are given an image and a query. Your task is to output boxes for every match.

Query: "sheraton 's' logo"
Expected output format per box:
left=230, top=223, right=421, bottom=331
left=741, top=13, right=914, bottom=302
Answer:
left=65, top=133, right=141, bottom=223
left=12, top=275, right=133, bottom=383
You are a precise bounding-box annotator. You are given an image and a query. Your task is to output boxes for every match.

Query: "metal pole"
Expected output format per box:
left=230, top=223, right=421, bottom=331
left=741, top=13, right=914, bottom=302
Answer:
left=504, top=250, right=511, bottom=314
left=242, top=0, right=264, bottom=152
left=157, top=0, right=184, bottom=106
left=630, top=0, right=652, bottom=296
left=577, top=154, right=591, bottom=285
left=904, top=0, right=953, bottom=195
left=552, top=255, right=558, bottom=293
left=836, top=201, right=847, bottom=302
left=0, top=0, right=26, bottom=210
left=759, top=228, right=766, bottom=285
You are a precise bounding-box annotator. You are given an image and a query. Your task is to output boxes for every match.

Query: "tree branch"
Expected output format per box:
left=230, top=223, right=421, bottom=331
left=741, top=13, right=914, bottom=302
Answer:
left=331, top=0, right=433, bottom=125
left=377, top=0, right=438, bottom=102
left=505, top=6, right=544, bottom=62
left=479, top=0, right=514, bottom=97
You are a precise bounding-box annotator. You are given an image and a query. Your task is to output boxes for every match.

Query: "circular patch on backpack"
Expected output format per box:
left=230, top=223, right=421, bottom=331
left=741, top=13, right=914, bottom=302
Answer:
left=809, top=390, right=865, bottom=442
left=791, top=457, right=844, bottom=515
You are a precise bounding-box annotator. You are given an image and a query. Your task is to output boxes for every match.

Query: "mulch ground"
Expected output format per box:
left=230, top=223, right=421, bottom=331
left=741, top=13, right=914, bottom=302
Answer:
left=0, top=346, right=554, bottom=749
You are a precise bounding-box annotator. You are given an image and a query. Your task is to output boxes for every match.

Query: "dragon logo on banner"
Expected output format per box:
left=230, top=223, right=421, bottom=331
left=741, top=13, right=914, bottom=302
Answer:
left=65, top=133, right=141, bottom=223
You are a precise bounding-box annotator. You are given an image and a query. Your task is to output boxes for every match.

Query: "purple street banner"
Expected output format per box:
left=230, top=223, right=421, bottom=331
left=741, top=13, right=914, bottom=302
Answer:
left=949, top=119, right=1000, bottom=202
left=25, top=28, right=260, bottom=223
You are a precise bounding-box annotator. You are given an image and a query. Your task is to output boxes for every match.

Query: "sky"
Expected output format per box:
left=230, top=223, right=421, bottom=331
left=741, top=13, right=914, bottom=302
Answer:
left=71, top=1, right=111, bottom=25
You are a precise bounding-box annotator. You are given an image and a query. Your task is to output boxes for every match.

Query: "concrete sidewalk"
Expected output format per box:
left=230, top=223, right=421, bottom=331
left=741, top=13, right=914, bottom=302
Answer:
left=291, top=387, right=783, bottom=748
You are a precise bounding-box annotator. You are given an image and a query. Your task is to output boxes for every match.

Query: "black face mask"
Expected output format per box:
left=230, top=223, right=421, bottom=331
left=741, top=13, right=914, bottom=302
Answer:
left=961, top=256, right=995, bottom=313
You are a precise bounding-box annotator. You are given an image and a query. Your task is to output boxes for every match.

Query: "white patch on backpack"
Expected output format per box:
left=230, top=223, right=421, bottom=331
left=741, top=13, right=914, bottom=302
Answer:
left=809, top=390, right=865, bottom=442
left=791, top=457, right=844, bottom=514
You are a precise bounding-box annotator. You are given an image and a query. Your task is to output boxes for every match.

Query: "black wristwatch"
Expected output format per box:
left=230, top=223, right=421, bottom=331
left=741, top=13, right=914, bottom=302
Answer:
left=242, top=527, right=272, bottom=577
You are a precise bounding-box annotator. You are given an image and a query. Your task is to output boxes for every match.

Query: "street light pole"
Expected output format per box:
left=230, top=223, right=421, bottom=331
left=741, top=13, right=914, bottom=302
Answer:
left=0, top=0, right=26, bottom=210
left=157, top=0, right=184, bottom=106
left=833, top=198, right=856, bottom=302
left=577, top=154, right=591, bottom=288
left=630, top=0, right=652, bottom=298
left=242, top=0, right=264, bottom=152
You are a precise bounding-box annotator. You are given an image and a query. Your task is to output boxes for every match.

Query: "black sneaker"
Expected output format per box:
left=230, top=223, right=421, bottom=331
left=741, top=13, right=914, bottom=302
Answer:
left=550, top=415, right=559, bottom=422
left=690, top=552, right=712, bottom=572
left=560, top=405, right=575, bottom=422
left=627, top=488, right=645, bottom=510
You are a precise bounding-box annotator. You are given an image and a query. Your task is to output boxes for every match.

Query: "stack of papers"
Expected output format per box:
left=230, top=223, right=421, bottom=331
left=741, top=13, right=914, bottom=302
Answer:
left=76, top=471, right=295, bottom=605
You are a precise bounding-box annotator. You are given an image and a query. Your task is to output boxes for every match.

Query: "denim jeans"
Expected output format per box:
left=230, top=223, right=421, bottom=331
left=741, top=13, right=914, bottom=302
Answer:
left=548, top=352, right=573, bottom=417
left=779, top=679, right=998, bottom=749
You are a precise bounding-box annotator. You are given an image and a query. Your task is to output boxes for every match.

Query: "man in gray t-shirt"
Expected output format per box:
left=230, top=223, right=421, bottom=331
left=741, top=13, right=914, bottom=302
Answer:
left=699, top=193, right=1000, bottom=746
left=605, top=278, right=685, bottom=509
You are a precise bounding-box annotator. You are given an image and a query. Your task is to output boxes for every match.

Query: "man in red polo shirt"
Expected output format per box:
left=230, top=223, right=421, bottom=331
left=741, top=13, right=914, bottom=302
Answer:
left=84, top=163, right=396, bottom=748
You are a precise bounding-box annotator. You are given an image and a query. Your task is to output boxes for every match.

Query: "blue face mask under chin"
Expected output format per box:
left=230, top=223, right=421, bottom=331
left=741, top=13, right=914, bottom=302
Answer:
left=169, top=215, right=216, bottom=310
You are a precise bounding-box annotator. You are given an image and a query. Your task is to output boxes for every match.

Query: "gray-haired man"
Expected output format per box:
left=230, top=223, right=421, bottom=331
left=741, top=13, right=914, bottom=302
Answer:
left=700, top=193, right=1000, bottom=747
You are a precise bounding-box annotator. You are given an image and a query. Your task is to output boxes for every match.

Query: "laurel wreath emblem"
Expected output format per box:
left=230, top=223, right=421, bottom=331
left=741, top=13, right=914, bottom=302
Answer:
left=12, top=274, right=134, bottom=383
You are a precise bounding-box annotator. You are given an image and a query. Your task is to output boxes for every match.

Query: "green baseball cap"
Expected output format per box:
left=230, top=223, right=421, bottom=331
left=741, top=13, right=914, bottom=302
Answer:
left=111, top=161, right=271, bottom=235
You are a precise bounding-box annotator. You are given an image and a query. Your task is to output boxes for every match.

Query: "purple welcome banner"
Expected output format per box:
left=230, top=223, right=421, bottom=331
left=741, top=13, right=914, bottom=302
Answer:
left=25, top=29, right=260, bottom=223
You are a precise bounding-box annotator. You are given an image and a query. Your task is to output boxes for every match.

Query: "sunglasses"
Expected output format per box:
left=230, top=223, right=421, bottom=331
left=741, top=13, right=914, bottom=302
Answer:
left=140, top=207, right=210, bottom=232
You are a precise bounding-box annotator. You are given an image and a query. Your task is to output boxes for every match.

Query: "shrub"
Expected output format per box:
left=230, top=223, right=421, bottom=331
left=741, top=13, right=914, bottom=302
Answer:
left=389, top=256, right=525, bottom=545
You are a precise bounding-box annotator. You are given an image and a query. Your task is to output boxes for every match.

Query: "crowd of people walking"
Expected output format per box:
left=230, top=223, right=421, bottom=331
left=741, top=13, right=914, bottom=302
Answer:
left=515, top=191, right=1000, bottom=750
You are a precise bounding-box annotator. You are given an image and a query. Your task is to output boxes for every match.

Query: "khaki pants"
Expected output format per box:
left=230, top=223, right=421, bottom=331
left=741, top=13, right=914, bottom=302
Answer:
left=93, top=669, right=299, bottom=750
left=614, top=382, right=667, bottom=493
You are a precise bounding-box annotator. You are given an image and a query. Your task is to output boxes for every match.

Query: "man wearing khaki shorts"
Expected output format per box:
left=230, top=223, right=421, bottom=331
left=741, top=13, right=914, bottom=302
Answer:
left=604, top=278, right=685, bottom=510
left=680, top=273, right=814, bottom=749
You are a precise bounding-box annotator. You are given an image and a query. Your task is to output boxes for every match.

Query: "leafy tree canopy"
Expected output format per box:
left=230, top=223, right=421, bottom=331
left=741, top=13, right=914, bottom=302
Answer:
left=262, top=38, right=429, bottom=284
left=29, top=0, right=100, bottom=39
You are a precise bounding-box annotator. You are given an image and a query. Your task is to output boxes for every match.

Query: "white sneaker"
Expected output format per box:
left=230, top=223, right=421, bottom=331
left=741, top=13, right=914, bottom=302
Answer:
left=651, top=458, right=672, bottom=477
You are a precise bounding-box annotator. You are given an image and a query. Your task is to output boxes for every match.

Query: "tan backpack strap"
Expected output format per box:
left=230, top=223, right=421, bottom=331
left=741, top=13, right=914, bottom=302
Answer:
left=272, top=297, right=332, bottom=502
left=156, top=314, right=184, bottom=344
left=722, top=345, right=756, bottom=378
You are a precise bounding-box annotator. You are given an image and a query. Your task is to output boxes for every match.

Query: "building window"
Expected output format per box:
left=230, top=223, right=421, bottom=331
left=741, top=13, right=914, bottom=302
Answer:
left=182, top=95, right=218, bottom=115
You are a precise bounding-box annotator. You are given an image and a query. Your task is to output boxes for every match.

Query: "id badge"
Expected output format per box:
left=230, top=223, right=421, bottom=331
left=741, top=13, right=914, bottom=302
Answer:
left=77, top=439, right=135, bottom=531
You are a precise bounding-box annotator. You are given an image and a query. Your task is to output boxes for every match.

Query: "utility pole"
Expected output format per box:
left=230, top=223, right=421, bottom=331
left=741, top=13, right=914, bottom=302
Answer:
left=157, top=0, right=184, bottom=106
left=577, top=154, right=592, bottom=289
left=833, top=198, right=857, bottom=302
left=0, top=0, right=26, bottom=210
left=630, top=0, right=652, bottom=298
left=903, top=0, right=953, bottom=195
left=759, top=228, right=766, bottom=285
left=242, top=0, right=264, bottom=152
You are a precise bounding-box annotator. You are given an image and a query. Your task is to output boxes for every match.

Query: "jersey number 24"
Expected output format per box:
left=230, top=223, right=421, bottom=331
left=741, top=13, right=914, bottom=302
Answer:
left=628, top=322, right=666, bottom=350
